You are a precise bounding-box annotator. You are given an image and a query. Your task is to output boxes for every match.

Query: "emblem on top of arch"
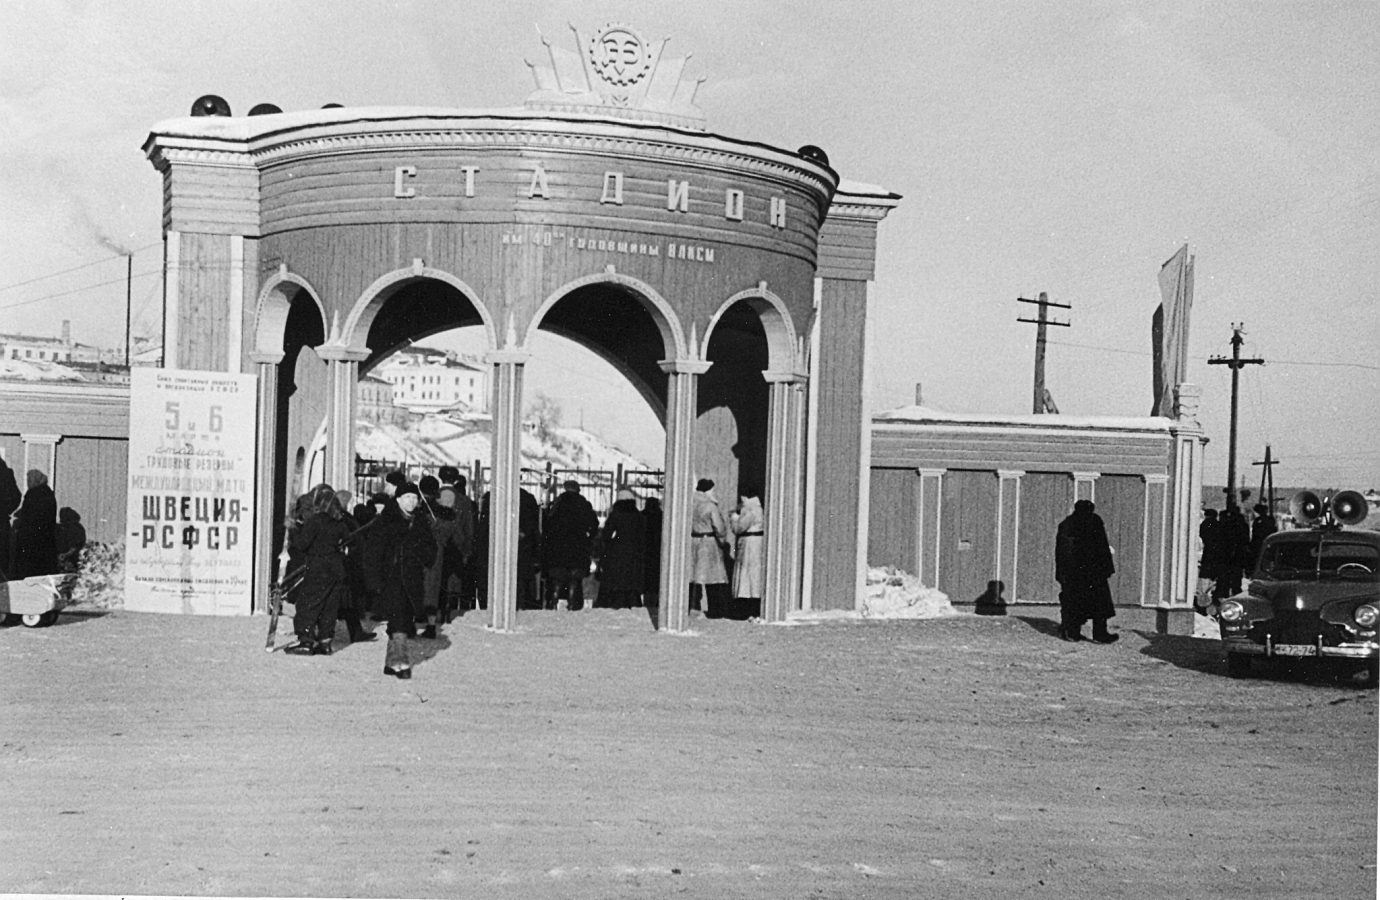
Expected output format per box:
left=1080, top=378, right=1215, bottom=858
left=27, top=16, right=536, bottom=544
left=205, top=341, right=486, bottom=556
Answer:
left=589, top=24, right=652, bottom=87
left=524, top=23, right=707, bottom=131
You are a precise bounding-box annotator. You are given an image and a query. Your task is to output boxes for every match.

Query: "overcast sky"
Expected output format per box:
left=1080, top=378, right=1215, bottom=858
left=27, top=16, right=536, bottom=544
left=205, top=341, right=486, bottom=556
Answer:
left=1, top=1, right=1375, bottom=489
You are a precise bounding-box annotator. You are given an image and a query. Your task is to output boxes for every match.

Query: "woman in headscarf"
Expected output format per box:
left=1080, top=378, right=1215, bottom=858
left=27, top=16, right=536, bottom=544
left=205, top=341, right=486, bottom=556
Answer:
left=332, top=490, right=375, bottom=645
left=729, top=486, right=765, bottom=620
left=285, top=484, right=351, bottom=656
left=12, top=470, right=58, bottom=578
left=597, top=487, right=645, bottom=609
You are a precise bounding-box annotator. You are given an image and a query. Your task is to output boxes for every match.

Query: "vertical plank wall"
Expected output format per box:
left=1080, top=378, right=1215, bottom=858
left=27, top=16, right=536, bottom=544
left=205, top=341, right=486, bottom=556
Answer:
left=936, top=471, right=1000, bottom=604
left=54, top=437, right=130, bottom=545
left=867, top=468, right=919, bottom=575
left=1014, top=473, right=1075, bottom=603
left=809, top=278, right=868, bottom=609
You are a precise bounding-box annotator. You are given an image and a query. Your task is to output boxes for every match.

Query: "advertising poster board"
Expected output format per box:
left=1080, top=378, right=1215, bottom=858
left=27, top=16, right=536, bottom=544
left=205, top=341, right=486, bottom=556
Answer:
left=124, top=368, right=258, bottom=615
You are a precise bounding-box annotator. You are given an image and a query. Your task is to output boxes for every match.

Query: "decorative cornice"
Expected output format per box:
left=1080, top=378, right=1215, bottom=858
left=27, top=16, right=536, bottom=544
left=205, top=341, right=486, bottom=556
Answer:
left=658, top=358, right=712, bottom=375
left=145, top=113, right=838, bottom=205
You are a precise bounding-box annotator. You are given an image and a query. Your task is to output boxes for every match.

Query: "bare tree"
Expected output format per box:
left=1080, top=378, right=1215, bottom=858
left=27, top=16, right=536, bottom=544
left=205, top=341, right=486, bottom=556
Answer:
left=526, top=392, right=562, bottom=442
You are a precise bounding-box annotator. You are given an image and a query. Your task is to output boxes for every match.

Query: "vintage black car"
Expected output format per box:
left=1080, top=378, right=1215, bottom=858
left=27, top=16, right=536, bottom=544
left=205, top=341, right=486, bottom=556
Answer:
left=1219, top=494, right=1379, bottom=684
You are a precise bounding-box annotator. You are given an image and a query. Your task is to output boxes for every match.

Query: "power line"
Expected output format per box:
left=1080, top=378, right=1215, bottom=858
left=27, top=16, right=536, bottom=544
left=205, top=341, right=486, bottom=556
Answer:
left=0, top=269, right=160, bottom=312
left=0, top=243, right=160, bottom=294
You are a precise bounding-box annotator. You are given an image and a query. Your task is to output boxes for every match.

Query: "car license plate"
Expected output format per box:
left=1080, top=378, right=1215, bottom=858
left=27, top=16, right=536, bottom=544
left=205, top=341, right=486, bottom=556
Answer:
left=1272, top=644, right=1317, bottom=657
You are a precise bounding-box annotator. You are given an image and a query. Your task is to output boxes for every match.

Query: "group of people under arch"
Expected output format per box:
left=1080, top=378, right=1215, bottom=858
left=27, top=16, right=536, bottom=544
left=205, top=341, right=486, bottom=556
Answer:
left=280, top=465, right=768, bottom=679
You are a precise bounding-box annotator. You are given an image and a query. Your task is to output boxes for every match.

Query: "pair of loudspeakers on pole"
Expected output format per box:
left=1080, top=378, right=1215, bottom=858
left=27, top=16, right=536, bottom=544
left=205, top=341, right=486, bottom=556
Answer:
left=1289, top=490, right=1369, bottom=527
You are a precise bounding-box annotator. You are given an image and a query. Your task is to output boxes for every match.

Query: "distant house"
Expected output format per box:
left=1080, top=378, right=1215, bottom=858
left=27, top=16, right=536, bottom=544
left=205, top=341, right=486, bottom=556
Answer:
left=357, top=373, right=413, bottom=425
left=0, top=319, right=137, bottom=374
left=374, top=348, right=489, bottom=414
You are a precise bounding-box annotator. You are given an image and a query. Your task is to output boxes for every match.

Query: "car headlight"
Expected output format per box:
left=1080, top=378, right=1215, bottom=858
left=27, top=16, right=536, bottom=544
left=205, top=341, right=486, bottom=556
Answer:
left=1355, top=605, right=1379, bottom=628
left=1220, top=600, right=1245, bottom=623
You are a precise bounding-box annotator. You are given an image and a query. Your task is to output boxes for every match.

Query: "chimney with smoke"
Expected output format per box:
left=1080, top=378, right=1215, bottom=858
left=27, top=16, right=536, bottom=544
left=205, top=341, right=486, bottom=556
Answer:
left=62, top=320, right=71, bottom=346
left=914, top=382, right=923, bottom=406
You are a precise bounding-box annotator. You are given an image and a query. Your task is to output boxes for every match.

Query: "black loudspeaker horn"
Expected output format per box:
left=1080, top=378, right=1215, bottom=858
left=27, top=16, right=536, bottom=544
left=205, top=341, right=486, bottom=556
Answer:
left=191, top=95, right=231, bottom=117
left=1291, top=490, right=1323, bottom=524
left=1331, top=490, right=1369, bottom=526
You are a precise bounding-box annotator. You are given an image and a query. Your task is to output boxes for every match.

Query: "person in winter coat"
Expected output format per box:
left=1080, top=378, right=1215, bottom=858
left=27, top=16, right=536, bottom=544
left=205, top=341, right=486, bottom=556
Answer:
left=729, top=487, right=765, bottom=620
left=330, top=490, right=375, bottom=645
left=1215, top=503, right=1251, bottom=600
left=55, top=507, right=87, bottom=574
left=641, top=497, right=663, bottom=613
left=689, top=478, right=731, bottom=618
left=1248, top=503, right=1277, bottom=572
left=1054, top=499, right=1118, bottom=643
left=417, top=475, right=449, bottom=637
left=12, top=469, right=58, bottom=578
left=543, top=481, right=599, bottom=610
left=363, top=482, right=436, bottom=679
left=597, top=487, right=645, bottom=609
left=286, top=484, right=352, bottom=655
left=0, top=455, right=21, bottom=578
left=438, top=467, right=476, bottom=613
left=1196, top=508, right=1222, bottom=610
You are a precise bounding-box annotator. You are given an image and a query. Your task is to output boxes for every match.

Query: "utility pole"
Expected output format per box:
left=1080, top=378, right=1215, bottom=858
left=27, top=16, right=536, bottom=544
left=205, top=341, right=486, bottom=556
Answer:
left=1017, top=292, right=1071, bottom=413
left=1252, top=445, right=1280, bottom=515
left=1208, top=323, right=1264, bottom=508
left=125, top=253, right=133, bottom=368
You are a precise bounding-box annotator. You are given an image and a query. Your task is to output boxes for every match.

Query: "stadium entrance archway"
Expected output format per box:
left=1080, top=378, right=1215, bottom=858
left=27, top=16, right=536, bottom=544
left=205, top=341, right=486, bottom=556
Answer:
left=145, top=23, right=900, bottom=628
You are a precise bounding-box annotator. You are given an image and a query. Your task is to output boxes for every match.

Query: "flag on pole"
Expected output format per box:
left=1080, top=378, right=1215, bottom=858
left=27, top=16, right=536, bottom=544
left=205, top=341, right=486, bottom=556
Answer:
left=1151, top=243, right=1195, bottom=417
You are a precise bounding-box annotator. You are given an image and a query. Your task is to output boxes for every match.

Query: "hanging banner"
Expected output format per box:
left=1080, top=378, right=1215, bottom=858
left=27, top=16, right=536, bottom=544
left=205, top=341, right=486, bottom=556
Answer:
left=124, top=367, right=257, bottom=615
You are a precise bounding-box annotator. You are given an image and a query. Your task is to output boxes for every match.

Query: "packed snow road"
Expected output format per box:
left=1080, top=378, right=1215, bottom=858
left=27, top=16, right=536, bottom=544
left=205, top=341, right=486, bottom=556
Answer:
left=2, top=605, right=1374, bottom=899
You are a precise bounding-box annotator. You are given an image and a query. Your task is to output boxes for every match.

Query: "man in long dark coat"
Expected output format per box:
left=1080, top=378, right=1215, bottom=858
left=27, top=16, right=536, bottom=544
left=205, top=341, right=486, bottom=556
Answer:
left=542, top=481, right=598, bottom=610
left=363, top=482, right=436, bottom=679
left=285, top=484, right=351, bottom=655
left=0, top=455, right=21, bottom=577
left=597, top=487, right=645, bottom=609
left=1054, top=499, right=1118, bottom=643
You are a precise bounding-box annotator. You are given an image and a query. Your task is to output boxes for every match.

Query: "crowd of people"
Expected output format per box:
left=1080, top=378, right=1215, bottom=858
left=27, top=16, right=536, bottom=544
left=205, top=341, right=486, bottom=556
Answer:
left=1195, top=500, right=1277, bottom=612
left=278, top=467, right=769, bottom=677
left=0, top=455, right=86, bottom=584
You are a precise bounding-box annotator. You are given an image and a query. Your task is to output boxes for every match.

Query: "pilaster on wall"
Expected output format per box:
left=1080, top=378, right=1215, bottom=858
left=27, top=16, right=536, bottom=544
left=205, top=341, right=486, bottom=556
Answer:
left=762, top=370, right=806, bottom=623
left=250, top=351, right=284, bottom=614
left=809, top=183, right=900, bottom=611
left=19, top=434, right=62, bottom=488
left=658, top=358, right=710, bottom=633
left=148, top=142, right=260, bottom=374
left=1141, top=474, right=1171, bottom=607
left=1072, top=472, right=1100, bottom=503
left=995, top=471, right=1024, bottom=602
left=317, top=344, right=369, bottom=492
left=486, top=349, right=529, bottom=633
left=915, top=468, right=945, bottom=589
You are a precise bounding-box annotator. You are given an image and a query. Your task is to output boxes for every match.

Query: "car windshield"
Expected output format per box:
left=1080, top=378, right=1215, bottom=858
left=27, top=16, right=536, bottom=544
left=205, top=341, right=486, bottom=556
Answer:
left=1256, top=534, right=1380, bottom=582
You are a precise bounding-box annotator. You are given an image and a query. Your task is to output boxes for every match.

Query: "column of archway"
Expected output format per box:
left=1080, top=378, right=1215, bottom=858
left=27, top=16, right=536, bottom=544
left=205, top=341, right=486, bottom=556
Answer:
left=658, top=358, right=711, bottom=632
left=487, top=349, right=529, bottom=632
left=250, top=350, right=283, bottom=614
left=318, top=345, right=369, bottom=493
left=785, top=377, right=810, bottom=612
left=762, top=371, right=807, bottom=622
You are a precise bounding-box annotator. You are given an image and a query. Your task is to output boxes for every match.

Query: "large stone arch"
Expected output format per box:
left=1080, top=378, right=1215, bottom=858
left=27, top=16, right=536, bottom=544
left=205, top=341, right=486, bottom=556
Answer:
left=701, top=285, right=800, bottom=374
left=252, top=270, right=327, bottom=355
left=525, top=271, right=687, bottom=361
left=521, top=272, right=688, bottom=424
left=341, top=264, right=496, bottom=354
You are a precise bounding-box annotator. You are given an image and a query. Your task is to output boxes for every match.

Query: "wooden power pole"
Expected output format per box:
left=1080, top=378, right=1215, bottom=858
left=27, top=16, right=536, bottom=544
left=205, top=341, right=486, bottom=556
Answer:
left=1252, top=445, right=1280, bottom=514
left=1017, top=292, right=1071, bottom=413
left=1208, top=323, right=1264, bottom=508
